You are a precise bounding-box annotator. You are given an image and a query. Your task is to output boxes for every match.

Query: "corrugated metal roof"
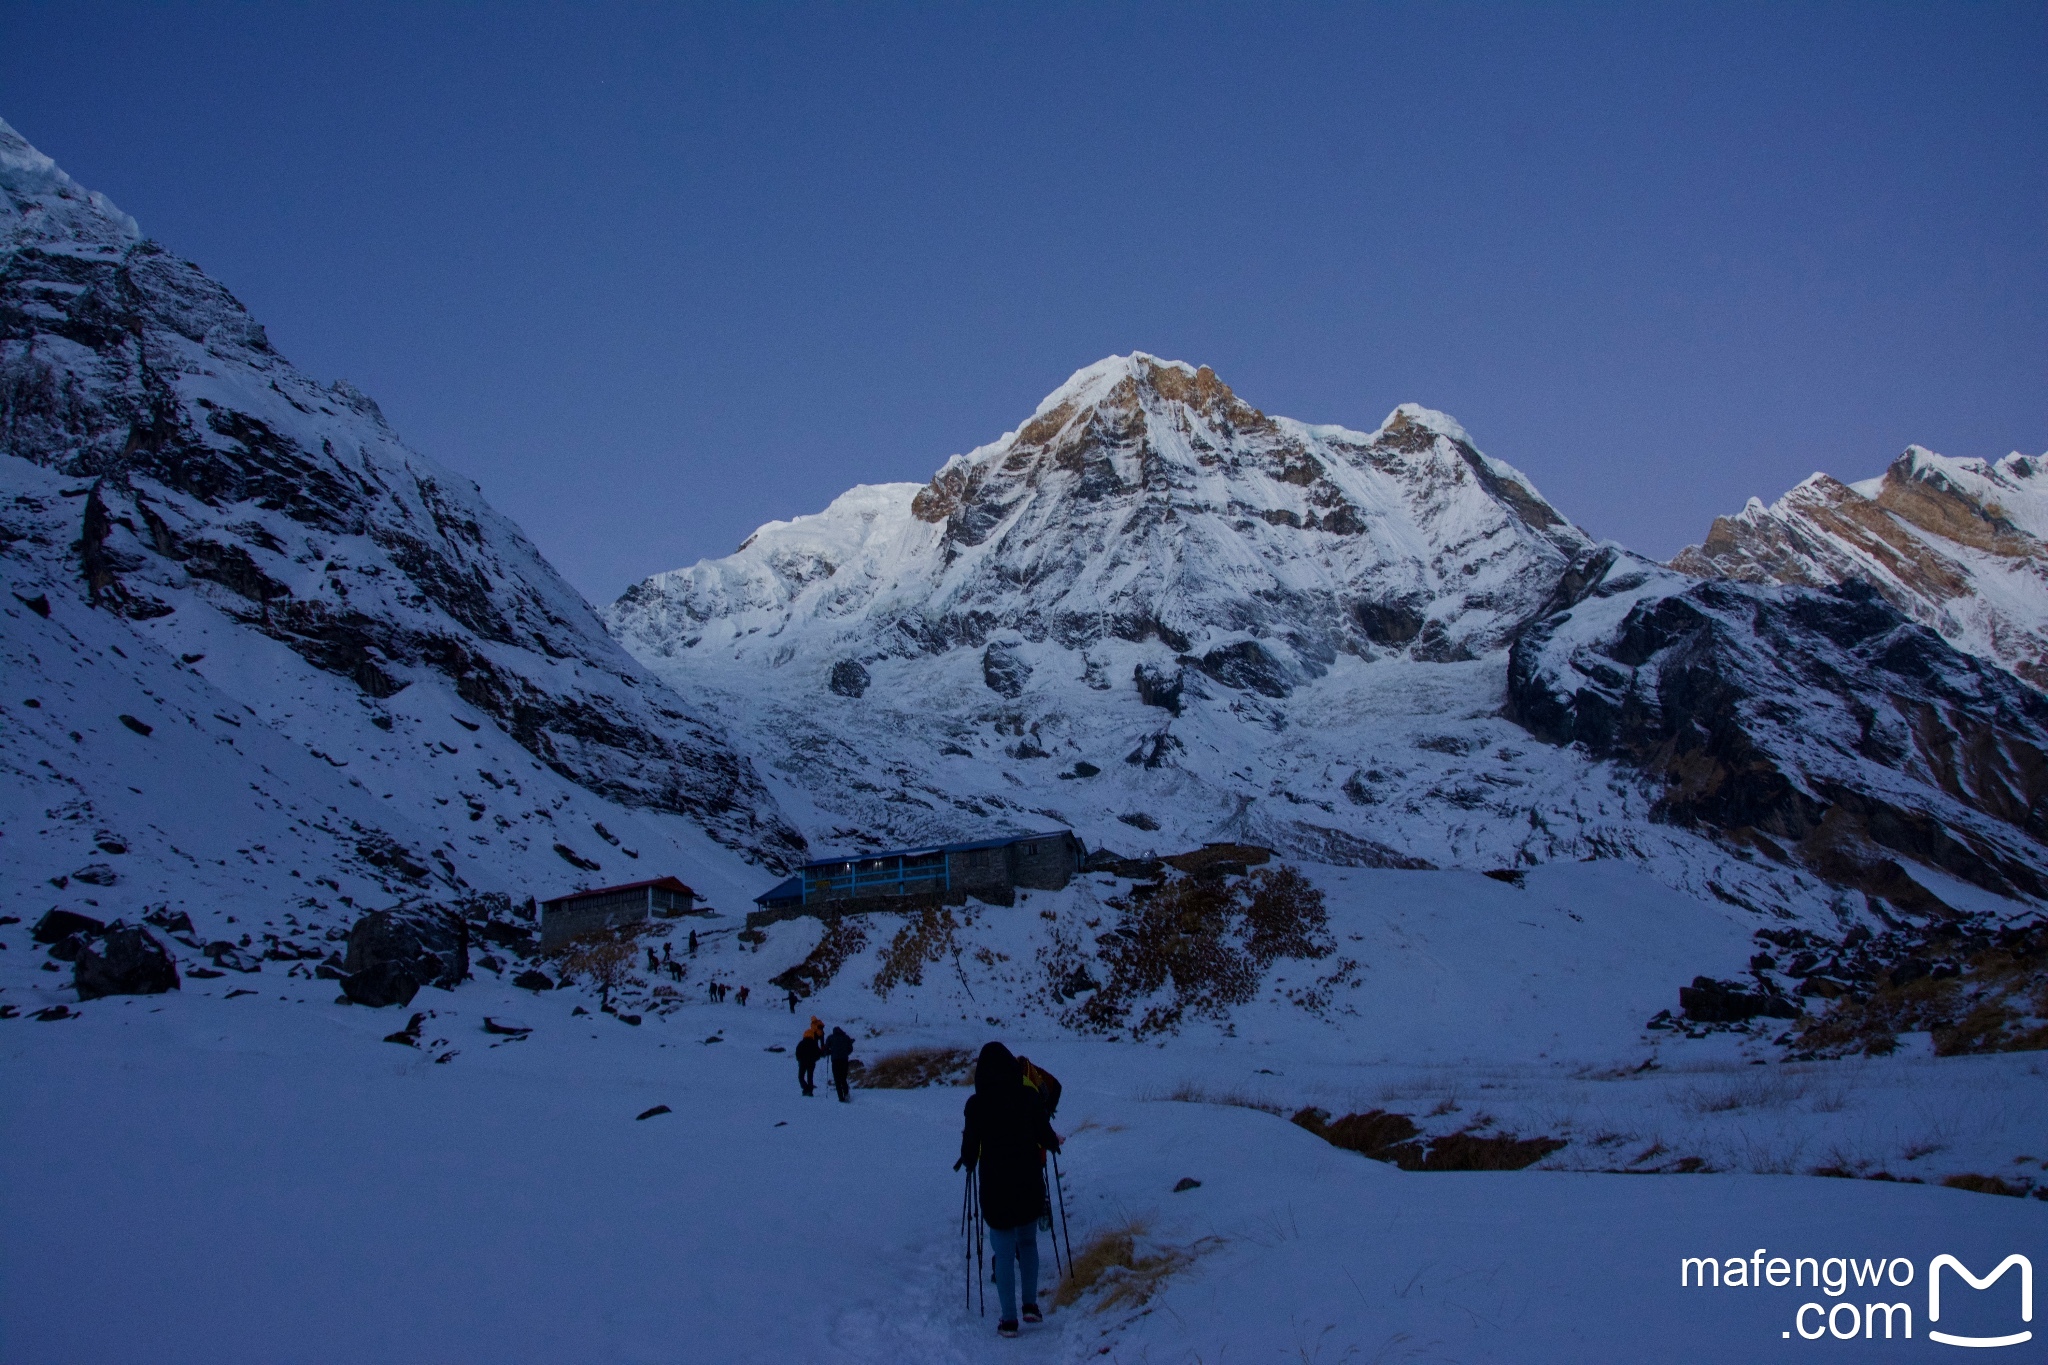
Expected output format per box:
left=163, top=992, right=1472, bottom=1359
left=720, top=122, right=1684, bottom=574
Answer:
left=544, top=875, right=697, bottom=905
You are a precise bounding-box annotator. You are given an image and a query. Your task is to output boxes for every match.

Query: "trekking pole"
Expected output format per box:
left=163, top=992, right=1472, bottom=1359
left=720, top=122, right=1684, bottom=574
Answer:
left=966, top=1178, right=983, bottom=1326
left=1051, top=1148, right=1073, bottom=1276
left=1040, top=1168, right=1064, bottom=1279
left=960, top=1168, right=973, bottom=1312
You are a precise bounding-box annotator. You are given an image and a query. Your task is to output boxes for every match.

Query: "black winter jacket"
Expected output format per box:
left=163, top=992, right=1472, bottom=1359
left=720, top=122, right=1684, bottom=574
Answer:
left=960, top=1085, right=1060, bottom=1231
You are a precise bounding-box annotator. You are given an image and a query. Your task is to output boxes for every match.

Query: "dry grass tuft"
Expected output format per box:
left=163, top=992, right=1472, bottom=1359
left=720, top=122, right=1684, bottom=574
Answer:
left=1142, top=1079, right=1284, bottom=1116
left=1052, top=1219, right=1221, bottom=1312
left=1678, top=1071, right=1810, bottom=1115
left=854, top=1045, right=974, bottom=1089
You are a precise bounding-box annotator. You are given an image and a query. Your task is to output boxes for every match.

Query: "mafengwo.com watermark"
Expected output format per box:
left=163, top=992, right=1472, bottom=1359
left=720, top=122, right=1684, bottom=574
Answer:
left=1681, top=1250, right=2032, bottom=1347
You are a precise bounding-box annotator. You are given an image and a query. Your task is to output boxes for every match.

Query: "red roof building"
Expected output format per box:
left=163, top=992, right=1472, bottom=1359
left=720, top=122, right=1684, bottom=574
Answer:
left=541, top=876, right=700, bottom=949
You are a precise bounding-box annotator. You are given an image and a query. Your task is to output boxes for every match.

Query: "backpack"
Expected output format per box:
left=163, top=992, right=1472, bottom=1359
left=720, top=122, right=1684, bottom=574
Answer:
left=1018, top=1057, right=1062, bottom=1119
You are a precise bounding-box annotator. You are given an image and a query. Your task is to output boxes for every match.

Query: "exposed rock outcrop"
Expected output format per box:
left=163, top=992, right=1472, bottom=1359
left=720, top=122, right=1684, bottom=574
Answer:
left=344, top=905, right=469, bottom=991
left=1508, top=548, right=2048, bottom=907
left=1671, top=447, right=2048, bottom=688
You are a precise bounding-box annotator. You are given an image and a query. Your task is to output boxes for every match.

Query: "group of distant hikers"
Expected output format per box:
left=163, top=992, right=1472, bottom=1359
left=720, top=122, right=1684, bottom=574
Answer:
left=793, top=1015, right=857, bottom=1101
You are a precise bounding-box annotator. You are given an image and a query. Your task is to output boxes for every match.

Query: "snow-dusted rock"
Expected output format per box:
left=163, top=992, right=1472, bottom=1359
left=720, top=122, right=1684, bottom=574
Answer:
left=72, top=923, right=179, bottom=1000
left=1671, top=446, right=2048, bottom=688
left=343, top=905, right=468, bottom=992
left=1509, top=545, right=2048, bottom=906
left=1, top=116, right=801, bottom=964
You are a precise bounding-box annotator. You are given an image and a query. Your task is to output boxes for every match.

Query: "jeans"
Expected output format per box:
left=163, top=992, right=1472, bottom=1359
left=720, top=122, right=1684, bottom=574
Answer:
left=987, top=1221, right=1040, bottom=1322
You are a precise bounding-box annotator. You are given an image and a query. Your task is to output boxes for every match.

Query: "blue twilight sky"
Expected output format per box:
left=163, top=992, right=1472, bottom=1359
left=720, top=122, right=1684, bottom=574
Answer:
left=2, top=3, right=2042, bottom=603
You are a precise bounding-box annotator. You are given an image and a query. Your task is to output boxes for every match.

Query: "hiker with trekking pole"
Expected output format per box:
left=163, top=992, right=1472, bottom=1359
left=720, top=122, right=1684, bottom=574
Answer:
left=956, top=1041, right=1064, bottom=1339
left=825, top=1025, right=855, bottom=1102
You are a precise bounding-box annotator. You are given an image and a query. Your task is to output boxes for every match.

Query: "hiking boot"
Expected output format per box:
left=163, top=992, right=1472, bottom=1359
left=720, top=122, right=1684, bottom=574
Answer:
left=997, top=1320, right=1019, bottom=1338
left=1021, top=1304, right=1042, bottom=1324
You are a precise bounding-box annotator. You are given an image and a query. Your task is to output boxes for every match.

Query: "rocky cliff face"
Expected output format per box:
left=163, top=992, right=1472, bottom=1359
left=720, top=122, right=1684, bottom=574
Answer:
left=1509, top=547, right=2048, bottom=913
left=1670, top=447, right=2048, bottom=688
left=610, top=354, right=1591, bottom=683
left=0, top=116, right=800, bottom=934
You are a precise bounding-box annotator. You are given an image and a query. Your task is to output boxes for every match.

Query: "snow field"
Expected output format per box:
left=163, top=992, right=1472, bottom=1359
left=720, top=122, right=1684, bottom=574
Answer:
left=4, top=966, right=2041, bottom=1364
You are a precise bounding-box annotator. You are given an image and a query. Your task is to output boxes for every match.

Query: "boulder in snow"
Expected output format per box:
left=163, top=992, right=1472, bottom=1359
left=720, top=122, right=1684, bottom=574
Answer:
left=33, top=909, right=105, bottom=945
left=1133, top=663, right=1185, bottom=715
left=203, top=941, right=263, bottom=973
left=981, top=641, right=1030, bottom=697
left=344, top=906, right=468, bottom=991
left=73, top=925, right=180, bottom=1000
left=828, top=659, right=870, bottom=698
left=1678, top=976, right=1799, bottom=1024
left=343, top=961, right=422, bottom=1009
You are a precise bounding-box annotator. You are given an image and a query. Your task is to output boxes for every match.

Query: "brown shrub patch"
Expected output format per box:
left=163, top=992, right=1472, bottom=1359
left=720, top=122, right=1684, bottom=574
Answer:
left=1791, top=916, right=2048, bottom=1058
left=1162, top=842, right=1274, bottom=875
left=871, top=907, right=959, bottom=998
left=1291, top=1106, right=1565, bottom=1171
left=768, top=917, right=868, bottom=999
left=1942, top=1173, right=2033, bottom=1198
left=1067, top=865, right=1331, bottom=1037
left=855, top=1045, right=974, bottom=1089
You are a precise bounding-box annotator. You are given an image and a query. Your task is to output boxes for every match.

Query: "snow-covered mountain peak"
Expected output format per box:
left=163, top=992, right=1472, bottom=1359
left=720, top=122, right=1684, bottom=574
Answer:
left=0, top=116, right=140, bottom=255
left=1372, top=401, right=1473, bottom=446
left=1026, top=351, right=1207, bottom=418
left=1673, top=440, right=2048, bottom=687
left=613, top=358, right=1594, bottom=689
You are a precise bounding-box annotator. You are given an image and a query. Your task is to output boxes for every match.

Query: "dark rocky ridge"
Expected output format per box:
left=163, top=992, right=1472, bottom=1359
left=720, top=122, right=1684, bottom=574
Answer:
left=0, top=117, right=802, bottom=872
left=1508, top=547, right=2048, bottom=910
left=1670, top=448, right=2048, bottom=689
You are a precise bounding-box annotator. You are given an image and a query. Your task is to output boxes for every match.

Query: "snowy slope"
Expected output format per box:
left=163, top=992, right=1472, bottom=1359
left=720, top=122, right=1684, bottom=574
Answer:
left=6, top=119, right=2046, bottom=1365
left=7, top=907, right=2044, bottom=1365
left=0, top=115, right=801, bottom=944
left=1672, top=447, right=2048, bottom=688
left=610, top=357, right=2046, bottom=929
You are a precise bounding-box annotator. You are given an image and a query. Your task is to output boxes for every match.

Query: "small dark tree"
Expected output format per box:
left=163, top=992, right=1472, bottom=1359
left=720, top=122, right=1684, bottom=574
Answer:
left=561, top=934, right=638, bottom=1012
